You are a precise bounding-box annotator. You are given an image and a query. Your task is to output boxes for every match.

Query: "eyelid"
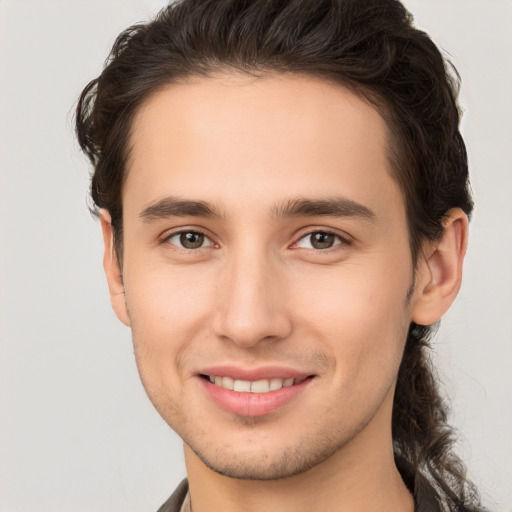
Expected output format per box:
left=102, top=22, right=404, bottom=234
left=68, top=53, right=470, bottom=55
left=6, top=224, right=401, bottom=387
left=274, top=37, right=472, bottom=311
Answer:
left=156, top=225, right=352, bottom=251
left=158, top=227, right=217, bottom=249
left=291, top=227, right=353, bottom=250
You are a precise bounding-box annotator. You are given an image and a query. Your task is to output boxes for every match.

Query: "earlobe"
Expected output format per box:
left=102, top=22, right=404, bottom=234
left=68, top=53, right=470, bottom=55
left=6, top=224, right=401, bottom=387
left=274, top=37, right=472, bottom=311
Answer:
left=411, top=208, right=469, bottom=326
left=99, top=209, right=131, bottom=326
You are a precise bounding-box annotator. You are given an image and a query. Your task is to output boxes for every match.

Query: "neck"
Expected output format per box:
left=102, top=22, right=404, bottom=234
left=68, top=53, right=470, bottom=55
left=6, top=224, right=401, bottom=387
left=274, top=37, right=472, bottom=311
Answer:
left=183, top=392, right=414, bottom=512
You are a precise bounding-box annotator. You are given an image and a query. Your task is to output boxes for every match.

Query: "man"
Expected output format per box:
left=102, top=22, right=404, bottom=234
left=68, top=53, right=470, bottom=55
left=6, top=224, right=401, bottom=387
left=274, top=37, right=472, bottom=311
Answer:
left=75, top=0, right=484, bottom=510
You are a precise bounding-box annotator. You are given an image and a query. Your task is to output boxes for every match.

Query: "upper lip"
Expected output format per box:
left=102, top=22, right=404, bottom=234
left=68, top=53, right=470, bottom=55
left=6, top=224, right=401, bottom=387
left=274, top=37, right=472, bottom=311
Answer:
left=199, top=365, right=312, bottom=381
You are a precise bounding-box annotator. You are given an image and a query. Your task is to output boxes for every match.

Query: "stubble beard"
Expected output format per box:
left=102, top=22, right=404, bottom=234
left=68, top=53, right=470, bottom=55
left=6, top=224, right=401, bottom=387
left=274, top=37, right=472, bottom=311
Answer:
left=130, top=276, right=416, bottom=482
left=183, top=417, right=371, bottom=481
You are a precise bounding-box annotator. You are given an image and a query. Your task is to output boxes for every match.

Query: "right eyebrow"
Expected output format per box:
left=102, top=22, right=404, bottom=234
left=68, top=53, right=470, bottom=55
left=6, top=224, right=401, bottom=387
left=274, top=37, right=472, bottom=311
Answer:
left=139, top=196, right=222, bottom=222
left=271, top=197, right=376, bottom=222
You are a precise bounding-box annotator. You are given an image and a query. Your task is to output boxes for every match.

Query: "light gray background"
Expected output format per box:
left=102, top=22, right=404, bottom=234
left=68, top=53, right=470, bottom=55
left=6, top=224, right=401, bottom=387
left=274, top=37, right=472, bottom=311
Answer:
left=0, top=0, right=510, bottom=510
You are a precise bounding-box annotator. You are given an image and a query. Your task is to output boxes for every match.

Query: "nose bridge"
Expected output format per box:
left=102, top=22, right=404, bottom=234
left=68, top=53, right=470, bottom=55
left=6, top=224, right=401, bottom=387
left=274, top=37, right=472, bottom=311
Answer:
left=213, top=240, right=291, bottom=346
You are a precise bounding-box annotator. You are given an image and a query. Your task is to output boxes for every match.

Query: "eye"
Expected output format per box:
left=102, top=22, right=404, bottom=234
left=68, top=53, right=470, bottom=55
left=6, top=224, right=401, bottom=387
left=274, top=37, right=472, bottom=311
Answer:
left=295, top=231, right=345, bottom=250
left=165, top=230, right=214, bottom=250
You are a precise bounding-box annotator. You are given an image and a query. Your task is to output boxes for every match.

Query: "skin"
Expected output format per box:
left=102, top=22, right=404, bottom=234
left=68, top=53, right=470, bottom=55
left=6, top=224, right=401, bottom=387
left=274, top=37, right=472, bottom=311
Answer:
left=101, top=73, right=468, bottom=512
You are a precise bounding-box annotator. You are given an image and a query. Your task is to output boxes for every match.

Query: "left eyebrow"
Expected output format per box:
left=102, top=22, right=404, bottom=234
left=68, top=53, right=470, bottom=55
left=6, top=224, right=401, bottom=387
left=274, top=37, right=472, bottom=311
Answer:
left=139, top=196, right=222, bottom=222
left=272, top=197, right=376, bottom=221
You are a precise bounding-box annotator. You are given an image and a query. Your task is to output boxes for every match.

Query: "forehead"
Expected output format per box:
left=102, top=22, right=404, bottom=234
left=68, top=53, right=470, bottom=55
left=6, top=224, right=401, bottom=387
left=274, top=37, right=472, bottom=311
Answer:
left=124, top=73, right=402, bottom=220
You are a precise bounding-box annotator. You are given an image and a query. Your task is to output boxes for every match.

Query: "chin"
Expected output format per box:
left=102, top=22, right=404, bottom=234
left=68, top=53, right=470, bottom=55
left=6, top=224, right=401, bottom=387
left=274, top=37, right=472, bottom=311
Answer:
left=193, top=448, right=319, bottom=480
left=185, top=427, right=357, bottom=481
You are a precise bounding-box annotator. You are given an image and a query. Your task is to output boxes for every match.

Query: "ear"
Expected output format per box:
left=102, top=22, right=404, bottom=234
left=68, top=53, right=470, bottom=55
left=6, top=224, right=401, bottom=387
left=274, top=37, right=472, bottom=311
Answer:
left=99, top=209, right=131, bottom=326
left=411, top=208, right=469, bottom=326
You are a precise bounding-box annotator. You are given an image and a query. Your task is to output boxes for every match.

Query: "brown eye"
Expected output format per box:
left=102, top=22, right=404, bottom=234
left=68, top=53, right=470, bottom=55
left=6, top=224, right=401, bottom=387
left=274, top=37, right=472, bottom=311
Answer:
left=296, top=231, right=343, bottom=250
left=166, top=231, right=213, bottom=250
left=310, top=232, right=336, bottom=249
left=179, top=232, right=205, bottom=249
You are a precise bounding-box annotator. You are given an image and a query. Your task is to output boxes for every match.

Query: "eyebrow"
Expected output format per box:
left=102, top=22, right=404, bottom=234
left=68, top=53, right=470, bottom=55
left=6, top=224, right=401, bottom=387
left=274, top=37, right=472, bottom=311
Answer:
left=139, top=196, right=222, bottom=221
left=139, top=195, right=376, bottom=223
left=272, top=197, right=376, bottom=221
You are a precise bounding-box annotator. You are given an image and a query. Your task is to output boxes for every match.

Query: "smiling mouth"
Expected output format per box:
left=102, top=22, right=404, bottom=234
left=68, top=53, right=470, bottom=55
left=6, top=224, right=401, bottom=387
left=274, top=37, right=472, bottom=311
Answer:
left=200, top=375, right=310, bottom=393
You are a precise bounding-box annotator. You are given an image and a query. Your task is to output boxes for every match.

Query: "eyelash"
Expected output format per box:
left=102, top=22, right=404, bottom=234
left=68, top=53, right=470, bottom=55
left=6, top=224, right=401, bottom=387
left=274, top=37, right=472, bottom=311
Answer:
left=159, top=229, right=216, bottom=252
left=292, top=229, right=352, bottom=251
left=159, top=227, right=352, bottom=253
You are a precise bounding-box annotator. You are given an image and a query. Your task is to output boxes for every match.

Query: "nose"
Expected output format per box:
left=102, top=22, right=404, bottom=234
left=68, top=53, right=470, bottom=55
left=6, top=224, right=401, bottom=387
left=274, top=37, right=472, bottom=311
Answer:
left=212, top=248, right=293, bottom=348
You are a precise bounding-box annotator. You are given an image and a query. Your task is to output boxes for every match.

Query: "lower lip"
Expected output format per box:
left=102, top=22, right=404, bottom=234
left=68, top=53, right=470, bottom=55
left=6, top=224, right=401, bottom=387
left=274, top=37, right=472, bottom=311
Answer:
left=199, top=377, right=313, bottom=417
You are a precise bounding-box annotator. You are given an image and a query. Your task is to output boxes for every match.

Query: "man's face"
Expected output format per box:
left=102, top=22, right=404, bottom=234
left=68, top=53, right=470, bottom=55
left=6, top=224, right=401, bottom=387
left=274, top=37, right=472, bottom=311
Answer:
left=113, top=73, right=424, bottom=479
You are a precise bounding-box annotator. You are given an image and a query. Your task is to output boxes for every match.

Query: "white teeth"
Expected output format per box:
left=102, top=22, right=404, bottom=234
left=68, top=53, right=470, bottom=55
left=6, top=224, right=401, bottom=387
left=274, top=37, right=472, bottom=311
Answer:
left=250, top=379, right=271, bottom=393
left=222, top=376, right=234, bottom=390
left=208, top=376, right=300, bottom=393
left=233, top=379, right=251, bottom=392
left=270, top=378, right=284, bottom=390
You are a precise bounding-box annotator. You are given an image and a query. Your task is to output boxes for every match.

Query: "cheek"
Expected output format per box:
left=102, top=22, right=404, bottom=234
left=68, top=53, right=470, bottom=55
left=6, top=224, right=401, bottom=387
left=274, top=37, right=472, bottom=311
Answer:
left=122, top=264, right=217, bottom=386
left=291, top=255, right=412, bottom=377
left=125, top=258, right=215, bottom=326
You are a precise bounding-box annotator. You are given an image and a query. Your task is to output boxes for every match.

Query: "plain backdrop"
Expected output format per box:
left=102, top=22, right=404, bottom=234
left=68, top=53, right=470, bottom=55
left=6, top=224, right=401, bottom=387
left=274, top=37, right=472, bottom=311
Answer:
left=0, top=0, right=511, bottom=511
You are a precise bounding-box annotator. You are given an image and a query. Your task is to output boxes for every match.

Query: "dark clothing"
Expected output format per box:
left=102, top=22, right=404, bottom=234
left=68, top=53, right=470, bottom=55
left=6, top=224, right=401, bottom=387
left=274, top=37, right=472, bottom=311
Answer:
left=156, top=479, right=189, bottom=512
left=156, top=460, right=484, bottom=512
left=156, top=472, right=443, bottom=512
